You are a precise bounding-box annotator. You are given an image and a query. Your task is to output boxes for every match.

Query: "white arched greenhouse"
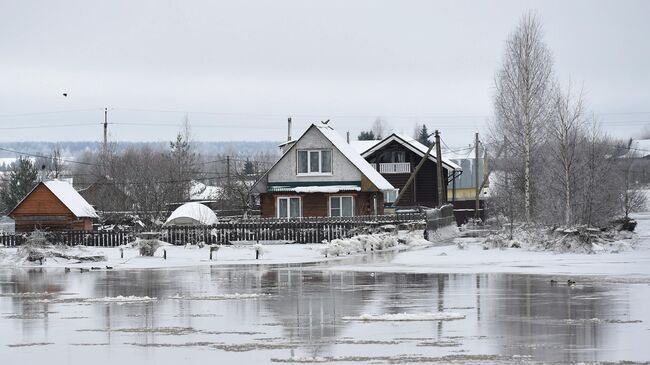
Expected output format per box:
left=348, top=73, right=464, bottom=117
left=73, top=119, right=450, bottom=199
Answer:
left=164, top=202, right=218, bottom=227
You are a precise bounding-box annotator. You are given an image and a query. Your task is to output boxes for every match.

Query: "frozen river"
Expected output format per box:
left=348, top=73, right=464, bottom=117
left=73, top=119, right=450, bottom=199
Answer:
left=1, top=264, right=649, bottom=364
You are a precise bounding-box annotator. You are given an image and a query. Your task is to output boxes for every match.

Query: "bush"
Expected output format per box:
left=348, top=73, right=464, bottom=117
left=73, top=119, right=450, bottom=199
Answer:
left=136, top=239, right=161, bottom=256
left=17, top=230, right=50, bottom=263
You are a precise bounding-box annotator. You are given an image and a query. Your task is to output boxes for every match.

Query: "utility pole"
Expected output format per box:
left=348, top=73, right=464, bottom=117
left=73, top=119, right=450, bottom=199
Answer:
left=474, top=132, right=480, bottom=221
left=103, top=107, right=108, bottom=151
left=434, top=130, right=445, bottom=207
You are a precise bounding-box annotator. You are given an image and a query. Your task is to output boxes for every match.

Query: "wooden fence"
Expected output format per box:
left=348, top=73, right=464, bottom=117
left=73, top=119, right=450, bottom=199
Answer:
left=0, top=231, right=134, bottom=248
left=0, top=212, right=426, bottom=247
left=162, top=212, right=426, bottom=245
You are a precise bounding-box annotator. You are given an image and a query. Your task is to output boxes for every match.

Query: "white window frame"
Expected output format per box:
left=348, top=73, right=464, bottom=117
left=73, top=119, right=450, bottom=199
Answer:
left=329, top=195, right=354, bottom=217
left=297, top=149, right=333, bottom=176
left=384, top=189, right=399, bottom=204
left=276, top=196, right=302, bottom=219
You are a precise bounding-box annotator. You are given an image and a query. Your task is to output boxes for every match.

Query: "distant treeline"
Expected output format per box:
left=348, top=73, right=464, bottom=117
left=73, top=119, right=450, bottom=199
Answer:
left=0, top=140, right=281, bottom=158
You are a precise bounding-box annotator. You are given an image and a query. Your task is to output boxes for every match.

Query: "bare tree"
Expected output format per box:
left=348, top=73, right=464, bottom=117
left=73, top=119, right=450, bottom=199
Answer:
left=548, top=82, right=585, bottom=225
left=371, top=117, right=390, bottom=140
left=168, top=116, right=198, bottom=203
left=492, top=12, right=554, bottom=222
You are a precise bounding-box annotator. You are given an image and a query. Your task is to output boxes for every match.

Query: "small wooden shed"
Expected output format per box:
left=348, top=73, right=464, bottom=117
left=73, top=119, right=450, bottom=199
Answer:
left=9, top=180, right=99, bottom=233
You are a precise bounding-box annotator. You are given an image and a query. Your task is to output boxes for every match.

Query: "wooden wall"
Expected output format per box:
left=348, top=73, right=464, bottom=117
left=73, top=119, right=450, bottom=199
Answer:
left=365, top=140, right=449, bottom=208
left=260, top=192, right=384, bottom=218
left=11, top=184, right=93, bottom=233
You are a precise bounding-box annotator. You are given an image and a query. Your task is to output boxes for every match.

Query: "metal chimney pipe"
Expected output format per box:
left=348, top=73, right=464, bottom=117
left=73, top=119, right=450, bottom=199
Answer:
left=287, top=117, right=292, bottom=142
left=346, top=131, right=350, bottom=144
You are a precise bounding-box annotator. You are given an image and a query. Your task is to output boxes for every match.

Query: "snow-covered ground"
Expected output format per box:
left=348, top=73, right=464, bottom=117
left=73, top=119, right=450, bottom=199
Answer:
left=332, top=210, right=650, bottom=278
left=0, top=231, right=432, bottom=270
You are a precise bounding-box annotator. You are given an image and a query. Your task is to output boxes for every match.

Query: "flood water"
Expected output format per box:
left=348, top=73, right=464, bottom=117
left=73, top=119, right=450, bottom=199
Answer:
left=1, top=264, right=648, bottom=364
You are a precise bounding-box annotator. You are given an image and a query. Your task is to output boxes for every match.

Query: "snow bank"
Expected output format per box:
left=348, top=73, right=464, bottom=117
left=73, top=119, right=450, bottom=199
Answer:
left=482, top=225, right=637, bottom=254
left=321, top=231, right=431, bottom=258
left=343, top=312, right=466, bottom=321
left=0, top=242, right=107, bottom=266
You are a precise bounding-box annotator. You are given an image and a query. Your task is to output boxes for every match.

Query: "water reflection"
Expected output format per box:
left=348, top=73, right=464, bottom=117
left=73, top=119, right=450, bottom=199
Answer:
left=0, top=266, right=648, bottom=364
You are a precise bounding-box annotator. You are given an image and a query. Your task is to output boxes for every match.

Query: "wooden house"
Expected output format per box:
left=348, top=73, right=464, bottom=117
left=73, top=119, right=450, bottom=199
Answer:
left=9, top=180, right=98, bottom=233
left=354, top=134, right=462, bottom=208
left=252, top=123, right=395, bottom=218
left=78, top=177, right=132, bottom=212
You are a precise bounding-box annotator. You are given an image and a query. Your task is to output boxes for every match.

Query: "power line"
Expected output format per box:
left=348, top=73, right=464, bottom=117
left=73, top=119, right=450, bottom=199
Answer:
left=0, top=146, right=99, bottom=166
left=0, top=123, right=99, bottom=130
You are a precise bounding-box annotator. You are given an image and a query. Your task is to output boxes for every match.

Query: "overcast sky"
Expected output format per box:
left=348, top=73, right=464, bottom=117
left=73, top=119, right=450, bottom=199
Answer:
left=0, top=0, right=648, bottom=147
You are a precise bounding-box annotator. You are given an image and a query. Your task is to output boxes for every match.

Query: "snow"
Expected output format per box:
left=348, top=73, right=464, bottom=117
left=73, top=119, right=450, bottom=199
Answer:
left=0, top=242, right=328, bottom=269
left=342, top=312, right=466, bottom=321
left=332, top=214, right=650, bottom=277
left=43, top=180, right=98, bottom=218
left=316, top=124, right=394, bottom=191
left=348, top=139, right=380, bottom=154
left=190, top=181, right=221, bottom=200
left=164, top=202, right=217, bottom=226
left=293, top=185, right=361, bottom=193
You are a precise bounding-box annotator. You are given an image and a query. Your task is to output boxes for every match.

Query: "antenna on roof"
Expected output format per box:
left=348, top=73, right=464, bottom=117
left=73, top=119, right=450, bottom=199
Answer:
left=321, top=119, right=330, bottom=125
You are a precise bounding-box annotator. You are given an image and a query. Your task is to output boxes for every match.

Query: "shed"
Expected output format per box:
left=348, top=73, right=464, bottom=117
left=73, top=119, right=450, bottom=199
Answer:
left=9, top=180, right=98, bottom=233
left=164, top=202, right=218, bottom=226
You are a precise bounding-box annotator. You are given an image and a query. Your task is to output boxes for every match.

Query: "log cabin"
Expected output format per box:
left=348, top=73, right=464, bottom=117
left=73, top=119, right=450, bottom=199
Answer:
left=353, top=134, right=462, bottom=209
left=9, top=180, right=98, bottom=233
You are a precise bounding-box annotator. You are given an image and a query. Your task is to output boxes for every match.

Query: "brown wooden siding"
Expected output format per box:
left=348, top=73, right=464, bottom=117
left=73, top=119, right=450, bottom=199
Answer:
left=10, top=183, right=94, bottom=233
left=259, top=192, right=384, bottom=218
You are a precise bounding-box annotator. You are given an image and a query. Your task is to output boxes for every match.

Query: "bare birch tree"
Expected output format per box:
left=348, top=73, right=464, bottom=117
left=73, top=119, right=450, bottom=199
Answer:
left=548, top=82, right=585, bottom=224
left=492, top=12, right=553, bottom=222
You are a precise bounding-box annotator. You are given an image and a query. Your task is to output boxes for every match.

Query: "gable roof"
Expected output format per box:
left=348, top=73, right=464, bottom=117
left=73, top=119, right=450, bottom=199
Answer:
left=44, top=181, right=99, bottom=218
left=315, top=124, right=394, bottom=191
left=252, top=123, right=395, bottom=193
left=349, top=139, right=381, bottom=154
left=10, top=180, right=99, bottom=219
left=361, top=133, right=462, bottom=171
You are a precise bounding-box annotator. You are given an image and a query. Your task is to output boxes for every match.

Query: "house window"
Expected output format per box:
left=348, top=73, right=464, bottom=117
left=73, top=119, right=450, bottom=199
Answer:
left=297, top=149, right=332, bottom=175
left=384, top=189, right=399, bottom=204
left=277, top=197, right=301, bottom=218
left=329, top=196, right=354, bottom=217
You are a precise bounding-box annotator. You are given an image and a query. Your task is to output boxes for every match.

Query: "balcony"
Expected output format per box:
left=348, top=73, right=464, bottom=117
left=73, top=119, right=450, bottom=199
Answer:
left=375, top=162, right=411, bottom=174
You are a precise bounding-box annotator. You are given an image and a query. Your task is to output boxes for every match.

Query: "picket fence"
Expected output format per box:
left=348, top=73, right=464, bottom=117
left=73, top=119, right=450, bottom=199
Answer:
left=1, top=212, right=426, bottom=247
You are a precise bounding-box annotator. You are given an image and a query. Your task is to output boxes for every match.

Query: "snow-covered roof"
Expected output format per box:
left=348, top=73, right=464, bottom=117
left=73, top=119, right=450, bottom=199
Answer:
left=349, top=140, right=381, bottom=154
left=44, top=180, right=99, bottom=218
left=190, top=181, right=221, bottom=201
left=362, top=133, right=462, bottom=171
left=315, top=124, right=395, bottom=191
left=164, top=202, right=218, bottom=226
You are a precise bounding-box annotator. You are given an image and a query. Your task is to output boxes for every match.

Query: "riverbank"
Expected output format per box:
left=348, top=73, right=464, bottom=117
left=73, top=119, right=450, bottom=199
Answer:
left=331, top=211, right=650, bottom=279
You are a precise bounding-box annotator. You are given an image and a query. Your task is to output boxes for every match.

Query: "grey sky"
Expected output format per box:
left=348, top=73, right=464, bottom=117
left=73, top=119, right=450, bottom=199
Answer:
left=1, top=0, right=648, bottom=147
